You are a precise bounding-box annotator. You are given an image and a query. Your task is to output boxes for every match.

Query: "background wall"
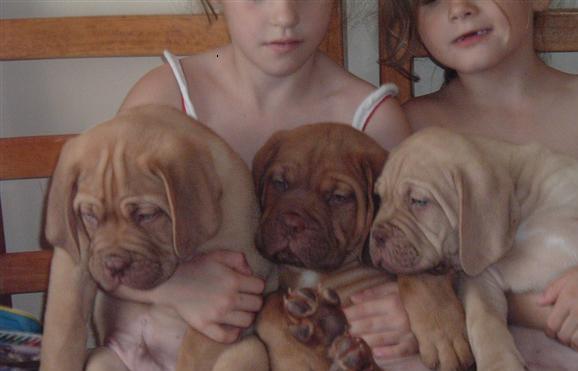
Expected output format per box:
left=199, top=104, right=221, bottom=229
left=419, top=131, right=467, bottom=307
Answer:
left=1, top=0, right=576, bottom=320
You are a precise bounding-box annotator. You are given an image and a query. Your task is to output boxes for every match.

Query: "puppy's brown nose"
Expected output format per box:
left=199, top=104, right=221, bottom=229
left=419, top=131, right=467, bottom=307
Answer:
left=104, top=254, right=131, bottom=278
left=281, top=211, right=306, bottom=235
left=371, top=228, right=388, bottom=249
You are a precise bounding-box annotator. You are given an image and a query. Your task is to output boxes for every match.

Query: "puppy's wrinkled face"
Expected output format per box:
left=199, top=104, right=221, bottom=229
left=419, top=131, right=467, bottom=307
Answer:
left=46, top=106, right=223, bottom=293
left=254, top=124, right=386, bottom=272
left=368, top=130, right=468, bottom=275
left=75, top=155, right=177, bottom=292
left=369, top=174, right=459, bottom=275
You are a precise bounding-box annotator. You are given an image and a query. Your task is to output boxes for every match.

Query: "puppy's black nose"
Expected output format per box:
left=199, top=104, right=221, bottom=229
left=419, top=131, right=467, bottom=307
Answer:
left=281, top=212, right=306, bottom=235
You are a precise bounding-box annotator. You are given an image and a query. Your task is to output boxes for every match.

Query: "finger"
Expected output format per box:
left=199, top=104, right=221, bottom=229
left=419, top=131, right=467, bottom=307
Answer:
left=572, top=330, right=578, bottom=351
left=546, top=304, right=570, bottom=338
left=556, top=314, right=578, bottom=346
left=358, top=330, right=405, bottom=348
left=350, top=282, right=398, bottom=303
left=372, top=336, right=419, bottom=360
left=210, top=250, right=252, bottom=275
left=202, top=324, right=241, bottom=344
left=236, top=293, right=263, bottom=312
left=540, top=277, right=565, bottom=305
left=237, top=274, right=265, bottom=294
left=344, top=297, right=399, bottom=321
left=220, top=310, right=256, bottom=328
left=349, top=314, right=401, bottom=336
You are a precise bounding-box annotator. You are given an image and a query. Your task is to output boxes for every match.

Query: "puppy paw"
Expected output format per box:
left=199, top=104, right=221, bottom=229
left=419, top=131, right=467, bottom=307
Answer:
left=399, top=274, right=474, bottom=371
left=284, top=287, right=348, bottom=347
left=417, top=331, right=472, bottom=371
left=328, top=333, right=382, bottom=371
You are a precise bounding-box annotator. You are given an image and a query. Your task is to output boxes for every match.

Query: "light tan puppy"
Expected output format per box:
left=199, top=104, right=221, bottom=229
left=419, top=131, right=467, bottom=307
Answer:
left=253, top=123, right=471, bottom=371
left=40, top=105, right=275, bottom=371
left=369, top=127, right=578, bottom=371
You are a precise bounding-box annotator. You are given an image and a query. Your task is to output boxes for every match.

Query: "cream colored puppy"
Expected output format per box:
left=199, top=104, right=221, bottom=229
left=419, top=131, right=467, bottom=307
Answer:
left=369, top=127, right=578, bottom=371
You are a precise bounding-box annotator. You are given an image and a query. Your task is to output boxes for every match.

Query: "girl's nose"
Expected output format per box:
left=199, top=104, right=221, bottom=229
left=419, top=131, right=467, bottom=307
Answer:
left=271, top=0, right=299, bottom=29
left=448, top=0, right=478, bottom=21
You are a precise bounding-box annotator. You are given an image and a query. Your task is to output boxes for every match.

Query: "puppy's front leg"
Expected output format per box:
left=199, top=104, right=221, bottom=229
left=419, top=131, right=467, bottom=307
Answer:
left=461, top=270, right=525, bottom=371
left=399, top=273, right=473, bottom=371
left=40, top=248, right=97, bottom=371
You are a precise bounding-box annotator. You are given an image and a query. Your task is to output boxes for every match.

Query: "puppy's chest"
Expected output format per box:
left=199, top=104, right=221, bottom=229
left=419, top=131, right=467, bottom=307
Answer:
left=96, top=295, right=186, bottom=370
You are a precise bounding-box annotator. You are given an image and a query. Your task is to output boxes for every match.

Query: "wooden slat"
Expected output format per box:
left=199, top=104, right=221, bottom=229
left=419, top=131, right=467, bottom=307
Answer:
left=0, top=15, right=230, bottom=60
left=535, top=10, right=578, bottom=53
left=0, top=6, right=344, bottom=64
left=0, top=250, right=52, bottom=294
left=0, top=134, right=75, bottom=180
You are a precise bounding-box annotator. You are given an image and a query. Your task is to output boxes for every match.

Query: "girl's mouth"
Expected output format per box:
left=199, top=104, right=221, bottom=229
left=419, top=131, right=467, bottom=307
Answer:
left=453, top=28, right=491, bottom=46
left=266, top=39, right=302, bottom=53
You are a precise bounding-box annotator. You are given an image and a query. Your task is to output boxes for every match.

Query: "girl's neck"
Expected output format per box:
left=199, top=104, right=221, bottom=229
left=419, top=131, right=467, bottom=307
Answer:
left=223, top=45, right=321, bottom=113
left=452, top=44, right=551, bottom=107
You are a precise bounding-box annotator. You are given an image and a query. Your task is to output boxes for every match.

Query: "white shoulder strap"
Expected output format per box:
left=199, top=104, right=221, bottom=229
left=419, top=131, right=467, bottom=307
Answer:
left=162, top=50, right=198, bottom=120
left=352, top=83, right=399, bottom=132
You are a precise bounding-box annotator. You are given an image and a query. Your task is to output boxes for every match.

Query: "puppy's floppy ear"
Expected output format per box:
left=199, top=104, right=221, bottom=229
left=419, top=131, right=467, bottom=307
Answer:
left=360, top=148, right=389, bottom=233
left=354, top=147, right=388, bottom=260
left=252, top=131, right=284, bottom=207
left=44, top=139, right=81, bottom=263
left=154, top=143, right=222, bottom=260
left=454, top=158, right=520, bottom=276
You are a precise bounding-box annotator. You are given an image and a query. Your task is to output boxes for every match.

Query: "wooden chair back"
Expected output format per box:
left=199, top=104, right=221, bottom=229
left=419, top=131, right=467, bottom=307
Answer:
left=378, top=3, right=578, bottom=103
left=0, top=3, right=345, bottom=307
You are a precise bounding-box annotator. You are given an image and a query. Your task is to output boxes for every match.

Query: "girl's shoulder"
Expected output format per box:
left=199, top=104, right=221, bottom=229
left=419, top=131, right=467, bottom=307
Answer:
left=402, top=90, right=449, bottom=131
left=119, top=59, right=183, bottom=112
left=119, top=51, right=216, bottom=112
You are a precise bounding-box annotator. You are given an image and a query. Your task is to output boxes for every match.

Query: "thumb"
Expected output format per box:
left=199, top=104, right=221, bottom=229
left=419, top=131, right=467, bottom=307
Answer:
left=210, top=250, right=252, bottom=276
left=539, top=277, right=565, bottom=306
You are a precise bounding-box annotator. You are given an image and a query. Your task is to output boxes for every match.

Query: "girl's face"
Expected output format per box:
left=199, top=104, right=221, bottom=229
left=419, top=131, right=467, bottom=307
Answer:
left=416, top=0, right=549, bottom=75
left=218, top=0, right=334, bottom=77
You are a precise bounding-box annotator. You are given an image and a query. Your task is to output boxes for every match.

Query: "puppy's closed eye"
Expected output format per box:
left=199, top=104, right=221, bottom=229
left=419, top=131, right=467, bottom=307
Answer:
left=80, top=207, right=99, bottom=230
left=327, top=191, right=353, bottom=207
left=128, top=204, right=167, bottom=226
left=132, top=207, right=163, bottom=225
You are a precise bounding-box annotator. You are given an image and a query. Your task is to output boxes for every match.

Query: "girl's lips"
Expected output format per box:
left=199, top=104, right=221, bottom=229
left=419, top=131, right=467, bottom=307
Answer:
left=266, top=39, right=302, bottom=53
left=452, top=28, right=491, bottom=47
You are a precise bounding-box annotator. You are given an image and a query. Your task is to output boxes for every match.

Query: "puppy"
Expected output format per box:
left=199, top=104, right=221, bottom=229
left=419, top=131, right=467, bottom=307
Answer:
left=369, top=127, right=578, bottom=370
left=40, top=105, right=274, bottom=371
left=253, top=123, right=471, bottom=371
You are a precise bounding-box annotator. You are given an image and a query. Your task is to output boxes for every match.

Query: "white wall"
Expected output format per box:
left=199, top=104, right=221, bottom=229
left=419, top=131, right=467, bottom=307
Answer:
left=1, top=0, right=576, bottom=319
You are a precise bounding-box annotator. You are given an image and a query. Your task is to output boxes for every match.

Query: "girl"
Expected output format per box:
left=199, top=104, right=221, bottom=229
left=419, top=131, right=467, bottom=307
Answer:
left=383, top=0, right=578, bottom=350
left=118, top=0, right=417, bottom=363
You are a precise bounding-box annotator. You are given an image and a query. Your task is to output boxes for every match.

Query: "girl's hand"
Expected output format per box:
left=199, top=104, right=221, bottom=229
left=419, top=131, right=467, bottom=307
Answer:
left=115, top=250, right=265, bottom=343
left=539, top=267, right=578, bottom=350
left=343, top=282, right=418, bottom=361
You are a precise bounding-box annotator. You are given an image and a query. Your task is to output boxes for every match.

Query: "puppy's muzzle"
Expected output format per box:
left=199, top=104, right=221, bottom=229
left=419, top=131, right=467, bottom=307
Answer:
left=369, top=223, right=419, bottom=273
left=90, top=248, right=171, bottom=291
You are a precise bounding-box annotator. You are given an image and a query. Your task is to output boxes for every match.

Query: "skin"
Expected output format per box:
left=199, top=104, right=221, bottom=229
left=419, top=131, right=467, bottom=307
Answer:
left=403, top=0, right=578, bottom=350
left=119, top=0, right=415, bottom=361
